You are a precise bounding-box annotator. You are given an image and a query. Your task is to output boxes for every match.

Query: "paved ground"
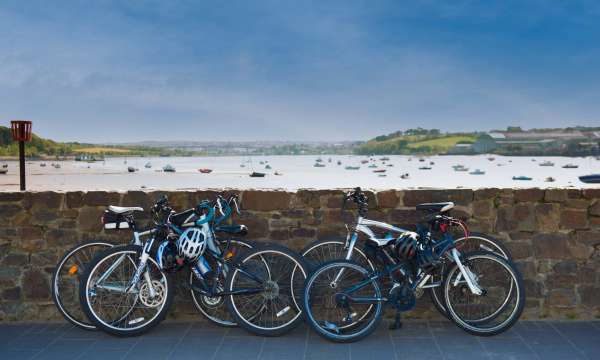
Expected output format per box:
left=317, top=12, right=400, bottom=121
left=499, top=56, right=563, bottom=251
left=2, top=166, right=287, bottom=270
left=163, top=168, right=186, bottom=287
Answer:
left=0, top=320, right=598, bottom=360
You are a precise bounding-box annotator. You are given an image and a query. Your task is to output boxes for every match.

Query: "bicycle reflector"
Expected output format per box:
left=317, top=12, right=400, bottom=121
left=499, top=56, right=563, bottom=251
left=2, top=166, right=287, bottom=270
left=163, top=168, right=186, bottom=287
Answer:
left=68, top=265, right=78, bottom=275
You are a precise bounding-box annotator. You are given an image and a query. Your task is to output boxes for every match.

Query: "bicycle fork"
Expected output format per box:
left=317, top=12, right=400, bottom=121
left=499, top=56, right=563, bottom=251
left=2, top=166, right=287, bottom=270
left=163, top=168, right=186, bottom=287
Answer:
left=450, top=248, right=482, bottom=295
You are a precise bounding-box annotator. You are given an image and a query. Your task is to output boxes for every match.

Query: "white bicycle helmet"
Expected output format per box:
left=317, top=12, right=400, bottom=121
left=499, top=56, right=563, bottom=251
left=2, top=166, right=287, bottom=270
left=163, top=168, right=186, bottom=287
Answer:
left=176, top=227, right=207, bottom=261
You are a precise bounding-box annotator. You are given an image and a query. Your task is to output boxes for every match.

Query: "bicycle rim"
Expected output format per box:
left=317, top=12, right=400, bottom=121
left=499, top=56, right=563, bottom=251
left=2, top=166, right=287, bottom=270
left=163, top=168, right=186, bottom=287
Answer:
left=229, top=249, right=306, bottom=332
left=85, top=250, right=169, bottom=332
left=53, top=241, right=114, bottom=329
left=444, top=253, right=523, bottom=334
left=304, top=261, right=382, bottom=341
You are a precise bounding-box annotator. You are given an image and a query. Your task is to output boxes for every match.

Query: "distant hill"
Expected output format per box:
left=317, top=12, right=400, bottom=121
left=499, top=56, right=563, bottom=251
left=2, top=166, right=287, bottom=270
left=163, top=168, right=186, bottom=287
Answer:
left=0, top=126, right=73, bottom=157
left=0, top=126, right=190, bottom=158
left=355, top=128, right=478, bottom=155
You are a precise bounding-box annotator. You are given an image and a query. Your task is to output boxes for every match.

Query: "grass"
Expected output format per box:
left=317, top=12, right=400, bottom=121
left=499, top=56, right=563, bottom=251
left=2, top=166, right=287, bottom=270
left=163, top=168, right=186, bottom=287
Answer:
left=73, top=147, right=131, bottom=154
left=406, top=135, right=477, bottom=149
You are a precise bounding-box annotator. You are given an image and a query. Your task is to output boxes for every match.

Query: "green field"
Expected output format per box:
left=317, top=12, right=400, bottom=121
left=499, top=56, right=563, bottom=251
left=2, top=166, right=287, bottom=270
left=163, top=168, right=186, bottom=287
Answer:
left=406, top=135, right=476, bottom=149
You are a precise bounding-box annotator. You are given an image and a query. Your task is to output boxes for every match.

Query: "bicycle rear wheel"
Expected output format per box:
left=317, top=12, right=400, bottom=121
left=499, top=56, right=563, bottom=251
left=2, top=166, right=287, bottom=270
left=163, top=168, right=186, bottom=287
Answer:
left=443, top=251, right=524, bottom=336
left=189, top=239, right=256, bottom=327
left=52, top=240, right=115, bottom=330
left=302, top=260, right=383, bottom=343
left=225, top=244, right=308, bottom=336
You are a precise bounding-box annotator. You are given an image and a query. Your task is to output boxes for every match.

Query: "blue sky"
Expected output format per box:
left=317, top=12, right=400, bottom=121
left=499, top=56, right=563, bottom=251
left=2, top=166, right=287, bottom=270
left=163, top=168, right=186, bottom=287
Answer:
left=1, top=1, right=599, bottom=142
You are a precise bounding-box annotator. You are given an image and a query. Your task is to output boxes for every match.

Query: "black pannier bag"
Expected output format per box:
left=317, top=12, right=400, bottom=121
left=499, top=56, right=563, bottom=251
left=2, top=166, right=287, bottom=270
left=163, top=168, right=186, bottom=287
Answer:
left=102, top=210, right=130, bottom=230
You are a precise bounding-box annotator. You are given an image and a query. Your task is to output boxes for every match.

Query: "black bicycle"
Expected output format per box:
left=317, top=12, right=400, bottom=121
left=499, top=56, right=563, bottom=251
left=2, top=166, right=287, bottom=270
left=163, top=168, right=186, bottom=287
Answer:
left=79, top=194, right=308, bottom=337
left=302, top=188, right=524, bottom=342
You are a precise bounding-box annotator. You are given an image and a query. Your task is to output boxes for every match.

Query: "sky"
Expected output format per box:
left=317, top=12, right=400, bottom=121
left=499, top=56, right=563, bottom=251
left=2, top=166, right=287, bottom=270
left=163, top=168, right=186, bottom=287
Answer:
left=1, top=0, right=600, bottom=143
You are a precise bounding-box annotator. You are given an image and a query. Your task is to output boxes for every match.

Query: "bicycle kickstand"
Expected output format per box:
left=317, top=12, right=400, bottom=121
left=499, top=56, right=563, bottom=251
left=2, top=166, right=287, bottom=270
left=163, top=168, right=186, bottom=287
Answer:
left=389, top=309, right=403, bottom=330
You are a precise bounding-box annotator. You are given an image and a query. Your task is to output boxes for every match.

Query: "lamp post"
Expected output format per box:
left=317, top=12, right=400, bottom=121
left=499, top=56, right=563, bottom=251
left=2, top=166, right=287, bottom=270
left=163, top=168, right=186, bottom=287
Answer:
left=10, top=120, right=32, bottom=191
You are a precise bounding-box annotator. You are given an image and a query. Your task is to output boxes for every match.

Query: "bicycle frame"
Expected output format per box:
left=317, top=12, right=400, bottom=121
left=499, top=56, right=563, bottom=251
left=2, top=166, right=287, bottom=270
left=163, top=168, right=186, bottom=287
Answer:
left=341, top=215, right=483, bottom=296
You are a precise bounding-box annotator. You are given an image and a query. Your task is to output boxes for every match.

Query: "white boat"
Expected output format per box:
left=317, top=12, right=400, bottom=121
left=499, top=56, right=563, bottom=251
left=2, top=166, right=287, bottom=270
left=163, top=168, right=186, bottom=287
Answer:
left=469, top=169, right=485, bottom=175
left=144, top=162, right=152, bottom=168
left=539, top=160, right=555, bottom=167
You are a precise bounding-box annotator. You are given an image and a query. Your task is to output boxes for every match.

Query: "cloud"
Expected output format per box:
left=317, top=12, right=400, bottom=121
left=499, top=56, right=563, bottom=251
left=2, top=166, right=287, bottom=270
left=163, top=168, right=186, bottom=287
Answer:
left=0, top=1, right=599, bottom=142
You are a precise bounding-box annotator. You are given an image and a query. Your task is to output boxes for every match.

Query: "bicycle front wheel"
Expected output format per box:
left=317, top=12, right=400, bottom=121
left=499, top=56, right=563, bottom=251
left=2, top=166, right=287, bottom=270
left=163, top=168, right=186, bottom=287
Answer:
left=428, top=233, right=512, bottom=318
left=225, top=244, right=308, bottom=336
left=79, top=245, right=174, bottom=337
left=443, top=251, right=524, bottom=336
left=52, top=240, right=115, bottom=330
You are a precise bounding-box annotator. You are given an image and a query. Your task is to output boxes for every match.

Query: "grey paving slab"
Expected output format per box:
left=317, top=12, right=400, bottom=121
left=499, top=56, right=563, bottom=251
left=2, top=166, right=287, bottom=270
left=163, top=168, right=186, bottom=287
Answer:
left=0, top=320, right=598, bottom=360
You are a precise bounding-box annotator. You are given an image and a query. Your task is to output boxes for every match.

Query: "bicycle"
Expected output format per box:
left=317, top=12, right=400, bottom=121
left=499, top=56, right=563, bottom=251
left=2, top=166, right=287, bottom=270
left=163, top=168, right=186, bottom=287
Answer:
left=52, top=195, right=255, bottom=330
left=301, top=187, right=524, bottom=342
left=301, top=189, right=512, bottom=319
left=79, top=195, right=308, bottom=337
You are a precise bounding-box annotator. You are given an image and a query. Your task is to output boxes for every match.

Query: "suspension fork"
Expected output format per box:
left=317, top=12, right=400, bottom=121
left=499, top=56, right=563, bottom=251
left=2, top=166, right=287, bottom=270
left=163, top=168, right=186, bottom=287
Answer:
left=126, top=238, right=157, bottom=296
left=450, top=248, right=482, bottom=295
left=331, top=232, right=359, bottom=285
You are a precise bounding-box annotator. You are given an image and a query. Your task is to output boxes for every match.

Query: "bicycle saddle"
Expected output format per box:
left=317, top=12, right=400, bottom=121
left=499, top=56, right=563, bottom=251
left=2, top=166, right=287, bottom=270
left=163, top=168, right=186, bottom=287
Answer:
left=415, top=202, right=454, bottom=213
left=170, top=209, right=196, bottom=226
left=214, top=225, right=248, bottom=236
left=108, top=206, right=144, bottom=214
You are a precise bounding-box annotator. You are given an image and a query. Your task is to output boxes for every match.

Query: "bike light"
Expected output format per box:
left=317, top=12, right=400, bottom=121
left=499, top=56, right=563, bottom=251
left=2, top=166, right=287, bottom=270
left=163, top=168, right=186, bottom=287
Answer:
left=225, top=249, right=236, bottom=259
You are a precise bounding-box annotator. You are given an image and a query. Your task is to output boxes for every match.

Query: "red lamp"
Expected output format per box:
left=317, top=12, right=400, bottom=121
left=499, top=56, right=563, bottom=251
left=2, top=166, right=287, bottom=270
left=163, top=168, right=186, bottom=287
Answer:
left=10, top=120, right=32, bottom=191
left=11, top=120, right=33, bottom=142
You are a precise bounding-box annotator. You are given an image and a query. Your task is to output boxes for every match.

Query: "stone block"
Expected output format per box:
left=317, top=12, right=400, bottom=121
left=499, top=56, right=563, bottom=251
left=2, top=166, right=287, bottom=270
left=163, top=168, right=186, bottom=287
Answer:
left=473, top=188, right=500, bottom=200
left=242, top=190, right=291, bottom=211
left=546, top=289, right=576, bottom=307
left=22, top=269, right=50, bottom=300
left=82, top=191, right=121, bottom=207
left=514, top=188, right=544, bottom=202
left=532, top=233, right=570, bottom=259
left=560, top=209, right=588, bottom=230
left=376, top=190, right=399, bottom=208
left=544, top=189, right=568, bottom=202
left=403, top=189, right=473, bottom=206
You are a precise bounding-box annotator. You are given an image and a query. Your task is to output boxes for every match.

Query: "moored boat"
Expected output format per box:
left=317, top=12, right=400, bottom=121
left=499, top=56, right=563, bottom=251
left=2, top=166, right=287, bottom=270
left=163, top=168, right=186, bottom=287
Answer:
left=345, top=166, right=360, bottom=170
left=314, top=163, right=326, bottom=168
left=198, top=168, right=212, bottom=173
left=250, top=172, right=266, bottom=177
left=539, top=160, right=555, bottom=167
left=469, top=169, right=485, bottom=175
left=373, top=169, right=386, bottom=173
left=545, top=177, right=556, bottom=182
left=145, top=162, right=152, bottom=168
left=513, top=176, right=532, bottom=181
left=163, top=164, right=176, bottom=172
left=579, top=174, right=600, bottom=184
left=419, top=166, right=432, bottom=170
left=265, top=164, right=272, bottom=170
left=562, top=164, right=578, bottom=169
left=0, top=168, right=7, bottom=174
left=128, top=166, right=136, bottom=173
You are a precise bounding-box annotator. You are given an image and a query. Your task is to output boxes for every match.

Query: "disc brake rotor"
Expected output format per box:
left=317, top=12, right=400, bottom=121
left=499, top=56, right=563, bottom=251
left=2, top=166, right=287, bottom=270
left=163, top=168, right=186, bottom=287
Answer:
left=139, top=280, right=166, bottom=308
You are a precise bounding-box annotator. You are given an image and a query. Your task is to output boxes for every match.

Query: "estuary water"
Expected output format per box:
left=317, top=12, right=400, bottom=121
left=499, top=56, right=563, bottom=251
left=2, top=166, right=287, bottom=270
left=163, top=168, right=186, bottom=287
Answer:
left=0, top=155, right=598, bottom=191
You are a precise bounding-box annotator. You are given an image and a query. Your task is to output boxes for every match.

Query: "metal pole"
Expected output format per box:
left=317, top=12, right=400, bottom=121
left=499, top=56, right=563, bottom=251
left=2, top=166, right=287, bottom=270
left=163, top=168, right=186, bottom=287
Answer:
left=19, top=140, right=25, bottom=191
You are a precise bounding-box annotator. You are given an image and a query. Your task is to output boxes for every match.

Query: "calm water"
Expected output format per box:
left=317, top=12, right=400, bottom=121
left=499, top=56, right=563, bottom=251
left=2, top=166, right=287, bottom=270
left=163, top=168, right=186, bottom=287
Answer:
left=0, top=155, right=598, bottom=191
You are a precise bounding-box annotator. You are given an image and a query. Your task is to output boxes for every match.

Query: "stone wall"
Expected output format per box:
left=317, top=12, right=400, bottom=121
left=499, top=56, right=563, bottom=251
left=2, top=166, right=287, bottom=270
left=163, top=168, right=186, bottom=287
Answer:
left=0, top=188, right=599, bottom=322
